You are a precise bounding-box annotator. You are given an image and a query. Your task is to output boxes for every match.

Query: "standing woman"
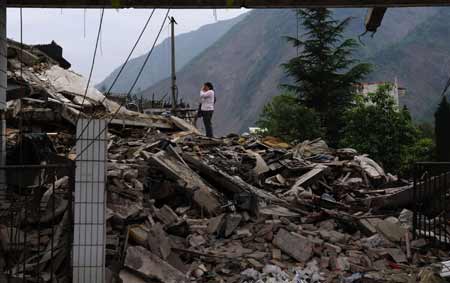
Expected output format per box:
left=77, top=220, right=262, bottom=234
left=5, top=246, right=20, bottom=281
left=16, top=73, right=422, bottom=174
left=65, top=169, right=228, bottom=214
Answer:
left=199, top=82, right=215, bottom=137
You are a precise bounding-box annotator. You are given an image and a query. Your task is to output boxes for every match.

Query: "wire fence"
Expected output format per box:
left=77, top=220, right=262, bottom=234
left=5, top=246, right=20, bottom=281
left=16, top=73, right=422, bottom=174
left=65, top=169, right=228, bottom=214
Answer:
left=413, top=162, right=450, bottom=246
left=0, top=164, right=74, bottom=283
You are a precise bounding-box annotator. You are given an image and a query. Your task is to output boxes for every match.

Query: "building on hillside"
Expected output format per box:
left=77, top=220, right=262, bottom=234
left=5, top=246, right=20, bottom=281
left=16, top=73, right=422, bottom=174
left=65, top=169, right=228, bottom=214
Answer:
left=357, top=79, right=406, bottom=106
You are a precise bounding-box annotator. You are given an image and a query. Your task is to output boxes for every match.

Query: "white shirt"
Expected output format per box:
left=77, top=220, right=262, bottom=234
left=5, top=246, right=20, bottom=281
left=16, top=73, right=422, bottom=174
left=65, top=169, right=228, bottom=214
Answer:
left=200, top=90, right=215, bottom=111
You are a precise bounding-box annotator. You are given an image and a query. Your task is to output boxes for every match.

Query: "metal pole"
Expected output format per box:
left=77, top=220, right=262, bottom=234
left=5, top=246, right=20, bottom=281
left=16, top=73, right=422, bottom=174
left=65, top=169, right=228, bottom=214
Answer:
left=170, top=16, right=177, bottom=112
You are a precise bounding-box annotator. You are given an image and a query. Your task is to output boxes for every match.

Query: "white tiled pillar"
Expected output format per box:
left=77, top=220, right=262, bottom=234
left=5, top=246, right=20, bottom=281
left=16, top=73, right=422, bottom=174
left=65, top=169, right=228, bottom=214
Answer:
left=73, top=119, right=107, bottom=283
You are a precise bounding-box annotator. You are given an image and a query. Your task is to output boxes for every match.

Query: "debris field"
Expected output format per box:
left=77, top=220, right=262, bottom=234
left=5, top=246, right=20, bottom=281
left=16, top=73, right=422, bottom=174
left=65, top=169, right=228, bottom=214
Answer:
left=0, top=40, right=448, bottom=283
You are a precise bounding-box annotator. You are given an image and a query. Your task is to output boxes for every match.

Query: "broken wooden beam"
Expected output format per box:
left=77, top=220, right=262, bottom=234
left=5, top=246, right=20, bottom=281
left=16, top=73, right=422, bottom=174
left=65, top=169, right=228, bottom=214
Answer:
left=150, top=150, right=222, bottom=216
left=291, top=164, right=329, bottom=190
left=182, top=153, right=285, bottom=205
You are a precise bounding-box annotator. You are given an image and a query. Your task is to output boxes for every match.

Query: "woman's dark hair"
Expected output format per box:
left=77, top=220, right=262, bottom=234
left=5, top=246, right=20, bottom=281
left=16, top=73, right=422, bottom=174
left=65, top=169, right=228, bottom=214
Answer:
left=204, top=82, right=214, bottom=90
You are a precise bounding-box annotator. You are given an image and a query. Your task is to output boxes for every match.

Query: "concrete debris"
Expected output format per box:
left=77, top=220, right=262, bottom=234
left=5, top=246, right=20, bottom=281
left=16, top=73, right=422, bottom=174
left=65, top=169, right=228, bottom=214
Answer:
left=440, top=260, right=450, bottom=278
left=147, top=223, right=172, bottom=260
left=376, top=218, right=408, bottom=243
left=1, top=39, right=448, bottom=283
left=273, top=229, right=313, bottom=263
left=124, top=246, right=187, bottom=283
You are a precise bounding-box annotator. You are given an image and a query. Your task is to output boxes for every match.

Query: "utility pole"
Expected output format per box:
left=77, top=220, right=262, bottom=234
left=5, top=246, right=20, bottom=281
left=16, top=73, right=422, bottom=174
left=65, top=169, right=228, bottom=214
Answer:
left=170, top=16, right=178, bottom=113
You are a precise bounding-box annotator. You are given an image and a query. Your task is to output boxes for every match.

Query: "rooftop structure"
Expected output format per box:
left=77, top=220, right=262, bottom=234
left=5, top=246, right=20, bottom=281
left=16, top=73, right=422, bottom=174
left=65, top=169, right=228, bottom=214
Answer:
left=357, top=80, right=406, bottom=106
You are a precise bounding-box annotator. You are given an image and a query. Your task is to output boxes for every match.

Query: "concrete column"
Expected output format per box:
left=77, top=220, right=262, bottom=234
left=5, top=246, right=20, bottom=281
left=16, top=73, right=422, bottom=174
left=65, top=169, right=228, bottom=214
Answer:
left=73, top=119, right=107, bottom=283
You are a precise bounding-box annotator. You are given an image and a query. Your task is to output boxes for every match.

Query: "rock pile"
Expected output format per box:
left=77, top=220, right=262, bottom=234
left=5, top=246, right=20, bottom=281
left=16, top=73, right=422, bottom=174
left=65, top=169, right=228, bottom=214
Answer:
left=1, top=40, right=448, bottom=283
left=103, top=131, right=449, bottom=283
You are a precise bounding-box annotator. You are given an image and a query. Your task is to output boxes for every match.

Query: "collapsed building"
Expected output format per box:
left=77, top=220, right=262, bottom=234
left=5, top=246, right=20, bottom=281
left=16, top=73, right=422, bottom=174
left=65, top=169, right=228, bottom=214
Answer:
left=0, top=40, right=449, bottom=283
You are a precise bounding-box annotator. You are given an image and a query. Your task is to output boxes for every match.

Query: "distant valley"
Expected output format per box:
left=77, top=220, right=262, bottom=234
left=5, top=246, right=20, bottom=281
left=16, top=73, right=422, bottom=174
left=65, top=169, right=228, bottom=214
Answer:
left=101, top=8, right=447, bottom=136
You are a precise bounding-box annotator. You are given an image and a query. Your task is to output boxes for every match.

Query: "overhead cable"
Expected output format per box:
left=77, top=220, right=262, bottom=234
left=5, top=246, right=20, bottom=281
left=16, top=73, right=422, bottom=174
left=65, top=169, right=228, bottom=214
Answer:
left=74, top=9, right=105, bottom=127
left=74, top=9, right=171, bottom=160
left=74, top=8, right=156, bottom=142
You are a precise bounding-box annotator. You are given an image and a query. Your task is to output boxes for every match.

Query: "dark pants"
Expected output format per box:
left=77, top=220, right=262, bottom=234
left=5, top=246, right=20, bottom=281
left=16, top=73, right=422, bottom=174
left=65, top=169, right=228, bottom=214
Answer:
left=201, top=111, right=214, bottom=138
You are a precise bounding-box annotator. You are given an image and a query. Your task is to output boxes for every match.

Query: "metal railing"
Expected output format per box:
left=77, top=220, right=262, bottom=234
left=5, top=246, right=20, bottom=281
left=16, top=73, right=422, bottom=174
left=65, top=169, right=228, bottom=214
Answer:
left=0, top=163, right=74, bottom=282
left=413, top=162, right=450, bottom=246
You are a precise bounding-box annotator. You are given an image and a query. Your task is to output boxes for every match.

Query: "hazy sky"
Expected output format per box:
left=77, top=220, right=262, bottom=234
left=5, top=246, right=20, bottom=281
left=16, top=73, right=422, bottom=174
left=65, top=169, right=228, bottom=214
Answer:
left=6, top=8, right=247, bottom=83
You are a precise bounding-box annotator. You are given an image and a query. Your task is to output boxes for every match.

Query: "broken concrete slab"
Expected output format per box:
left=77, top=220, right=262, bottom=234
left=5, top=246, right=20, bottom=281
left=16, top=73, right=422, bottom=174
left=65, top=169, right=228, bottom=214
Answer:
left=129, top=225, right=148, bottom=247
left=150, top=150, right=221, bottom=215
left=188, top=234, right=206, bottom=248
left=170, top=115, right=201, bottom=135
left=124, top=246, right=187, bottom=283
left=273, top=229, right=313, bottom=263
left=147, top=223, right=171, bottom=260
left=207, top=214, right=225, bottom=235
left=155, top=205, right=179, bottom=227
left=376, top=219, right=407, bottom=243
left=224, top=214, right=243, bottom=238
left=386, top=248, right=407, bottom=263
left=119, top=270, right=146, bottom=283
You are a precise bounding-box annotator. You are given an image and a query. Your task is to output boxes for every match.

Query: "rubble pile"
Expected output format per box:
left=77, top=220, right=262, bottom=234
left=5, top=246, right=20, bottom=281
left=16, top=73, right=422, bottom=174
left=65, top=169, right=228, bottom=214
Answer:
left=0, top=40, right=201, bottom=282
left=1, top=40, right=448, bottom=282
left=103, top=132, right=448, bottom=283
left=6, top=39, right=186, bottom=132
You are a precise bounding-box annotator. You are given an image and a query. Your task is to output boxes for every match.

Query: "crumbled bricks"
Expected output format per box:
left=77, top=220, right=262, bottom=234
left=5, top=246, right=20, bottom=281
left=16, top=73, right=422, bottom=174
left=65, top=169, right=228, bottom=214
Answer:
left=1, top=39, right=448, bottom=283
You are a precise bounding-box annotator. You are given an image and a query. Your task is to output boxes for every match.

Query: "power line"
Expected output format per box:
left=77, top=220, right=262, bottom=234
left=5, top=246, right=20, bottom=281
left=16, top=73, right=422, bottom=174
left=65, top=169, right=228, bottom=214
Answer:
left=83, top=9, right=87, bottom=38
left=103, top=9, right=156, bottom=98
left=74, top=8, right=156, bottom=142
left=74, top=9, right=105, bottom=127
left=20, top=8, right=23, bottom=78
left=74, top=9, right=171, bottom=160
left=127, top=12, right=170, bottom=96
left=99, top=9, right=104, bottom=55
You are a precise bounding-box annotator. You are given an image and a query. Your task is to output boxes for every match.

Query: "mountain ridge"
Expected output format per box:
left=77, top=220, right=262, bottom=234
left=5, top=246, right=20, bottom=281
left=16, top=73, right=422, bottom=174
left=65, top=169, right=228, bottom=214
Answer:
left=96, top=14, right=247, bottom=94
left=141, top=8, right=441, bottom=135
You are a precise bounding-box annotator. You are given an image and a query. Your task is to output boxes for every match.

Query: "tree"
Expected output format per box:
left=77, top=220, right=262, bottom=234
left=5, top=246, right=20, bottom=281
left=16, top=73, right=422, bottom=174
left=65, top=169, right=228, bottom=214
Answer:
left=257, top=92, right=324, bottom=143
left=283, top=9, right=371, bottom=145
left=340, top=84, right=427, bottom=174
left=435, top=97, right=450, bottom=162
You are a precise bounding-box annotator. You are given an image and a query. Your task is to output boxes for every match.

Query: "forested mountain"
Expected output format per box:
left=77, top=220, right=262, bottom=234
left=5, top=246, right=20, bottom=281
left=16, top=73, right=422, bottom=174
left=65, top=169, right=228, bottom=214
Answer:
left=142, top=8, right=442, bottom=135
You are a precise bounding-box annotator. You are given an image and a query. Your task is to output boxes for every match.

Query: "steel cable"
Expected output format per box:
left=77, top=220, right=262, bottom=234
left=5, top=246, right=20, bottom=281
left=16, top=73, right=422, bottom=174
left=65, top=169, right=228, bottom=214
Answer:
left=74, top=9, right=105, bottom=127
left=74, top=8, right=156, bottom=142
left=74, top=9, right=171, bottom=161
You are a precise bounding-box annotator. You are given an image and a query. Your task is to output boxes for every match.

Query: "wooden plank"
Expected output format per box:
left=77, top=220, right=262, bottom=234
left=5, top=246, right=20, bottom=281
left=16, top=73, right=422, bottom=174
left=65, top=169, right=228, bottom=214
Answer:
left=291, top=164, right=328, bottom=189
left=109, top=118, right=172, bottom=129
left=6, top=0, right=450, bottom=8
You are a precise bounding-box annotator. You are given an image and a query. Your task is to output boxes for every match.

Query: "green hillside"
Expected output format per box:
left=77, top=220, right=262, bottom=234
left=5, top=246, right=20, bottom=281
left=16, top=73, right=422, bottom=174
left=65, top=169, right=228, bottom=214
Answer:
left=143, top=8, right=442, bottom=135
